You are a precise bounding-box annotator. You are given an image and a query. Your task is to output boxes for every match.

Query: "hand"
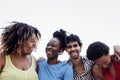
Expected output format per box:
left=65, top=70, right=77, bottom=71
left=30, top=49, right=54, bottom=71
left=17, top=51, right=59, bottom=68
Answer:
left=113, top=45, right=120, bottom=62
left=37, top=57, right=45, bottom=62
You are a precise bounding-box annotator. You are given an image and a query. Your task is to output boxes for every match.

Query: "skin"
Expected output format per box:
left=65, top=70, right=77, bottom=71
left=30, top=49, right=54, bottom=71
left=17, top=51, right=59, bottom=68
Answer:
left=94, top=55, right=111, bottom=68
left=66, top=41, right=85, bottom=74
left=0, top=33, right=37, bottom=72
left=46, top=38, right=63, bottom=64
left=93, top=54, right=117, bottom=80
left=92, top=45, right=120, bottom=80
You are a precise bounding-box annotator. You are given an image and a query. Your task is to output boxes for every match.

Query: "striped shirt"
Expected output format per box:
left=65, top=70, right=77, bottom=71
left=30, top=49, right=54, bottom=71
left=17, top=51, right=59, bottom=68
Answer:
left=67, top=56, right=94, bottom=80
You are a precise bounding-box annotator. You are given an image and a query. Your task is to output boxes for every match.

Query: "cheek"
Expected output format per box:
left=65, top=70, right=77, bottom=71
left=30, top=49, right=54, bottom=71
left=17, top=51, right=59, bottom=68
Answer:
left=24, top=47, right=33, bottom=53
left=66, top=49, right=70, bottom=53
left=102, top=64, right=108, bottom=68
left=78, top=47, right=82, bottom=51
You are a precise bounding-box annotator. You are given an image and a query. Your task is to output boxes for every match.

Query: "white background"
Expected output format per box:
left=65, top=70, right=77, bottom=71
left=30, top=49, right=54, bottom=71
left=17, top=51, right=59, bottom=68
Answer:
left=0, top=0, right=120, bottom=61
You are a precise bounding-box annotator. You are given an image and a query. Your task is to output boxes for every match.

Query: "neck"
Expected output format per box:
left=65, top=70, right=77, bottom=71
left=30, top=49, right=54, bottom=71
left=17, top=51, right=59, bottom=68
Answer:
left=47, top=59, right=59, bottom=64
left=11, top=52, right=28, bottom=58
left=71, top=56, right=83, bottom=66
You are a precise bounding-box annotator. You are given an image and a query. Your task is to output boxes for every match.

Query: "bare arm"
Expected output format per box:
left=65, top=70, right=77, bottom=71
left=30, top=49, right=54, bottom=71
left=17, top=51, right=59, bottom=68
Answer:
left=92, top=64, right=104, bottom=80
left=0, top=54, right=5, bottom=73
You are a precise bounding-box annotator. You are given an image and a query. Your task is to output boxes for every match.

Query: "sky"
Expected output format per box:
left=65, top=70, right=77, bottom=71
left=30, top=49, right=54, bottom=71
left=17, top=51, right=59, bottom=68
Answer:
left=0, top=0, right=120, bottom=61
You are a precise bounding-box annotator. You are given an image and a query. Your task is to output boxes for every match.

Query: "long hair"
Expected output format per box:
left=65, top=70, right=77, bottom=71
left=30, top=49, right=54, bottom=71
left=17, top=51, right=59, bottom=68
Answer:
left=0, top=21, right=41, bottom=55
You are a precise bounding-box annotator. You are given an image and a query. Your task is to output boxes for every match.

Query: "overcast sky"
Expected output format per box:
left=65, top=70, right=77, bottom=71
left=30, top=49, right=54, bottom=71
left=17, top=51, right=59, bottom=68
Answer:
left=0, top=0, right=120, bottom=60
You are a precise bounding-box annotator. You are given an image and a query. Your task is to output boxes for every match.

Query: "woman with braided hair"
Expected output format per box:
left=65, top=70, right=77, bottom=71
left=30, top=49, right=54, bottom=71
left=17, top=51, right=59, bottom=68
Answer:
left=38, top=29, right=73, bottom=80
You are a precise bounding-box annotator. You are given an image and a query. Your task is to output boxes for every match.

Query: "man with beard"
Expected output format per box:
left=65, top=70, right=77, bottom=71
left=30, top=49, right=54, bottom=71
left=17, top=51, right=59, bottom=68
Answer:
left=66, top=34, right=94, bottom=80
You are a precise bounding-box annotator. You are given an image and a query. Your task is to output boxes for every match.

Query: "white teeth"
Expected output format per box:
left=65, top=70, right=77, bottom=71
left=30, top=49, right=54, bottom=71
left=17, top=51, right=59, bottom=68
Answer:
left=47, top=51, right=52, bottom=54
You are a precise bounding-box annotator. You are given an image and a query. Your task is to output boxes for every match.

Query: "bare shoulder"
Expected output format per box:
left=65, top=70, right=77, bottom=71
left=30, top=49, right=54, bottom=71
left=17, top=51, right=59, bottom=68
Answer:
left=0, top=54, right=5, bottom=72
left=92, top=64, right=104, bottom=80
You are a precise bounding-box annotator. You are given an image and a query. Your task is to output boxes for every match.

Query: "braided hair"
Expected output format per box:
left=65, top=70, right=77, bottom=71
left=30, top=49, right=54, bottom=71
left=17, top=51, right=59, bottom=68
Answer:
left=53, top=29, right=67, bottom=51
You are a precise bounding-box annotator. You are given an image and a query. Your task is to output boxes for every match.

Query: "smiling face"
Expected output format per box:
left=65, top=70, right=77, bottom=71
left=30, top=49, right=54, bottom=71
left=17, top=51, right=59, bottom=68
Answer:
left=21, top=33, right=37, bottom=55
left=46, top=38, right=62, bottom=59
left=94, top=55, right=111, bottom=68
left=66, top=41, right=82, bottom=59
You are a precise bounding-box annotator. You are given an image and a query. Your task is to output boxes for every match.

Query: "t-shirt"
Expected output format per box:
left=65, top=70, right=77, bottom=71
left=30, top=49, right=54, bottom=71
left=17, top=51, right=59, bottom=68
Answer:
left=38, top=60, right=73, bottom=80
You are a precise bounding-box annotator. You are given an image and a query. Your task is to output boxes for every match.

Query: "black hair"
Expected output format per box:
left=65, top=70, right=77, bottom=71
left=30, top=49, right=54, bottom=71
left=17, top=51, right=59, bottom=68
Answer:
left=86, top=41, right=109, bottom=61
left=66, top=34, right=82, bottom=46
left=53, top=29, right=67, bottom=51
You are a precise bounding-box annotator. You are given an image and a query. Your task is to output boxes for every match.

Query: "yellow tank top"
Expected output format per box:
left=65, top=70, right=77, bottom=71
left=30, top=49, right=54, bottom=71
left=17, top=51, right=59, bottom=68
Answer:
left=0, top=55, right=38, bottom=80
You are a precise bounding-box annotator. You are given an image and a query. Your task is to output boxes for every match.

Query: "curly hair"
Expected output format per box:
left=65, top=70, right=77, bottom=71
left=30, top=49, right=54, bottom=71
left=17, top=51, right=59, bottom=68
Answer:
left=0, top=21, right=41, bottom=55
left=66, top=34, right=82, bottom=47
left=87, top=41, right=109, bottom=61
left=53, top=29, right=67, bottom=51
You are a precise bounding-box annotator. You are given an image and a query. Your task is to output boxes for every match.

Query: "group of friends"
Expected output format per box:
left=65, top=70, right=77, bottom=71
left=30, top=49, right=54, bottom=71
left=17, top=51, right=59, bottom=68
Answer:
left=0, top=21, right=120, bottom=80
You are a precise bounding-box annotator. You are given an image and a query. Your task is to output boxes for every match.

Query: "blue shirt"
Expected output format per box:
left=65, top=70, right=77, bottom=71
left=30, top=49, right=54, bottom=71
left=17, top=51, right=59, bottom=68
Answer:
left=38, top=60, right=73, bottom=80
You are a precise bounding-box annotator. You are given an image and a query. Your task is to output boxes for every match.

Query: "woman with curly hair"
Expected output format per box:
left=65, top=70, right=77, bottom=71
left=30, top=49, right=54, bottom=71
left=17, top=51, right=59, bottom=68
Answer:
left=0, top=21, right=41, bottom=80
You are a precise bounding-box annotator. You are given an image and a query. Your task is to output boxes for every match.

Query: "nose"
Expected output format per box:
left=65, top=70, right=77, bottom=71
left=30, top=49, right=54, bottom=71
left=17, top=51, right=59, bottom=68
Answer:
left=71, top=46, right=76, bottom=51
left=33, top=42, right=36, bottom=47
left=46, top=45, right=52, bottom=49
left=102, top=64, right=108, bottom=68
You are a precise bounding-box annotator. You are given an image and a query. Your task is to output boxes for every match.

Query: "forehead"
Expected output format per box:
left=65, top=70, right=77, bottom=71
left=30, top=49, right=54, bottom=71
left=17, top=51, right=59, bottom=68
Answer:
left=28, top=33, right=37, bottom=39
left=49, top=38, right=60, bottom=43
left=67, top=41, right=78, bottom=45
left=95, top=55, right=107, bottom=64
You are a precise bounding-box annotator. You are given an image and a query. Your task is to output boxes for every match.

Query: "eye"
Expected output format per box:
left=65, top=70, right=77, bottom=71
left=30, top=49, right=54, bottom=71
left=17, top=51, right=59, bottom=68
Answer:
left=73, top=44, right=78, bottom=47
left=67, top=46, right=72, bottom=49
left=103, top=61, right=107, bottom=65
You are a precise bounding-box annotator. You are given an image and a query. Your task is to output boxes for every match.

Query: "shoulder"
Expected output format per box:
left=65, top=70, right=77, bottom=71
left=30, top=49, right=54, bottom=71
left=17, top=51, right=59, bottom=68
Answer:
left=60, top=61, right=72, bottom=69
left=57, top=61, right=70, bottom=67
left=92, top=64, right=104, bottom=80
left=58, top=61, right=73, bottom=74
left=81, top=56, right=89, bottom=61
left=38, top=59, right=47, bottom=65
left=82, top=56, right=94, bottom=65
left=31, top=55, right=36, bottom=61
left=31, top=55, right=37, bottom=64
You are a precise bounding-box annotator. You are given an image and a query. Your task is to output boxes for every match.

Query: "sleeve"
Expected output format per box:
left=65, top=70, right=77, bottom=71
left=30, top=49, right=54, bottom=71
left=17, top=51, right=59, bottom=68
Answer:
left=63, top=65, right=73, bottom=80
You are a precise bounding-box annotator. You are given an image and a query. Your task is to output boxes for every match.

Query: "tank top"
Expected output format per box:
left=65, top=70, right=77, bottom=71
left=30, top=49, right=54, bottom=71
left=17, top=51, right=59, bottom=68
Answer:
left=0, top=55, right=38, bottom=80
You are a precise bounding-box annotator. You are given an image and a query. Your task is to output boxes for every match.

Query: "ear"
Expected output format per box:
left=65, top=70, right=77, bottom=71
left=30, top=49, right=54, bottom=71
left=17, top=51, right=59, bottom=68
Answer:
left=58, top=48, right=64, bottom=55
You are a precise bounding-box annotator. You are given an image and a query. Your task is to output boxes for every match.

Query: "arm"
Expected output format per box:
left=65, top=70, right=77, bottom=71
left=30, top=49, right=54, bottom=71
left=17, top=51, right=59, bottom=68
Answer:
left=36, top=56, right=46, bottom=73
left=36, top=56, right=45, bottom=63
left=92, top=64, right=104, bottom=80
left=64, top=65, right=73, bottom=80
left=0, top=54, right=5, bottom=73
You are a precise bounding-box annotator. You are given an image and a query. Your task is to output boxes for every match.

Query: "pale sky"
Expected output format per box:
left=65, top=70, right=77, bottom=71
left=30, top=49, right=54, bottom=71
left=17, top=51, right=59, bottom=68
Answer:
left=0, top=0, right=120, bottom=61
